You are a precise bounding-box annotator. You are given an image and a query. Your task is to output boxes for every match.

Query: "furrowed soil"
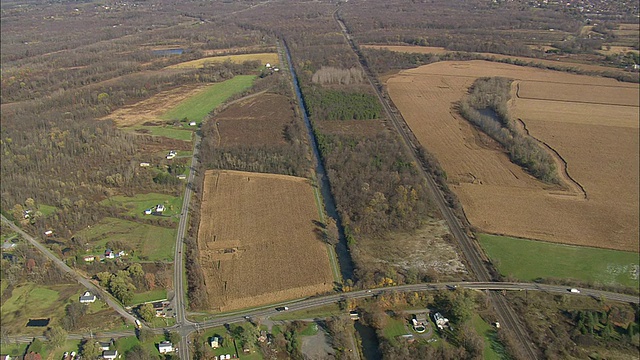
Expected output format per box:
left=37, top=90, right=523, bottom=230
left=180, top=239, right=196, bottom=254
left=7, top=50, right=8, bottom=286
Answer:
left=386, top=60, right=639, bottom=252
left=214, top=93, right=293, bottom=147
left=198, top=170, right=333, bottom=312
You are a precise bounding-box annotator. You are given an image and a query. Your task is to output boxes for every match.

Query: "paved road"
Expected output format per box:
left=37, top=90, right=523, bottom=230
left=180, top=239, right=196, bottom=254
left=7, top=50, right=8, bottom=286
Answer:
left=333, top=11, right=539, bottom=359
left=173, top=132, right=201, bottom=360
left=0, top=215, right=137, bottom=326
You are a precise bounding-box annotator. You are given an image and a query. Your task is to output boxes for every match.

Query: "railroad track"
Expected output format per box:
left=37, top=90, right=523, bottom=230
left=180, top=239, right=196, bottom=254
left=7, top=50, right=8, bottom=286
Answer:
left=333, top=9, right=540, bottom=360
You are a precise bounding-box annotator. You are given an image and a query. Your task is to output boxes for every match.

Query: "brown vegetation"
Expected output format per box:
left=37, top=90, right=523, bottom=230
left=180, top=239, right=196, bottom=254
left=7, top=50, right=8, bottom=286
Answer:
left=386, top=60, right=639, bottom=251
left=196, top=170, right=333, bottom=311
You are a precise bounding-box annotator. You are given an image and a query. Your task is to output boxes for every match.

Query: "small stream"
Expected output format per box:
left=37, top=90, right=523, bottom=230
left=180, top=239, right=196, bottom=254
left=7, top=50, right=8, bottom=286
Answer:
left=282, top=40, right=355, bottom=282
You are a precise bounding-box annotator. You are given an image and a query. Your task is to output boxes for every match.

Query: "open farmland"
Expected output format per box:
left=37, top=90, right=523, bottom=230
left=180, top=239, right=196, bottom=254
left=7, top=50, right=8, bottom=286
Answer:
left=363, top=45, right=635, bottom=77
left=168, top=53, right=279, bottom=69
left=214, top=92, right=293, bottom=147
left=386, top=60, right=639, bottom=252
left=197, top=170, right=333, bottom=311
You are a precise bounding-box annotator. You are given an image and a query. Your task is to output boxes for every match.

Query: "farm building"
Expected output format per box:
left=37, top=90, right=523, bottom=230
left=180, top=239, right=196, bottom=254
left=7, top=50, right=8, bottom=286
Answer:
left=158, top=341, right=174, bottom=354
left=79, top=291, right=96, bottom=304
left=140, top=162, right=150, bottom=167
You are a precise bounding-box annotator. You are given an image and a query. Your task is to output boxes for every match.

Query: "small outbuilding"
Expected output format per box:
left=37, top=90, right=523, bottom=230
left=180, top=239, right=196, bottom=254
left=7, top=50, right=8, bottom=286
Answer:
left=102, top=350, right=117, bottom=360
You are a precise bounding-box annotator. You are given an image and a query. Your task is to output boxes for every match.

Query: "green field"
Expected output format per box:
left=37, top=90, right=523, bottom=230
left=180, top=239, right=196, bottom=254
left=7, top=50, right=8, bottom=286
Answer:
left=130, top=289, right=168, bottom=305
left=161, top=75, right=256, bottom=124
left=101, top=193, right=183, bottom=221
left=478, top=234, right=640, bottom=288
left=0, top=283, right=82, bottom=335
left=114, top=334, right=166, bottom=356
left=382, top=316, right=409, bottom=342
left=131, top=125, right=195, bottom=141
left=470, top=314, right=507, bottom=360
left=74, top=217, right=175, bottom=261
left=199, top=324, right=263, bottom=360
left=0, top=343, right=29, bottom=358
left=38, top=204, right=57, bottom=216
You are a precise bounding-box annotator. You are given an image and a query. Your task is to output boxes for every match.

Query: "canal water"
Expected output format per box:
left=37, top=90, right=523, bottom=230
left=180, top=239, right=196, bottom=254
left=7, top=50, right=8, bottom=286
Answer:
left=354, top=321, right=383, bottom=360
left=282, top=40, right=355, bottom=282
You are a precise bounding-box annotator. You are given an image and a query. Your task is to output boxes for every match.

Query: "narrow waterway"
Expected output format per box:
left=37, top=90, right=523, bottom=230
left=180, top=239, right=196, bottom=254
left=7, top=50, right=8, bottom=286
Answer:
left=354, top=322, right=382, bottom=360
left=282, top=40, right=355, bottom=282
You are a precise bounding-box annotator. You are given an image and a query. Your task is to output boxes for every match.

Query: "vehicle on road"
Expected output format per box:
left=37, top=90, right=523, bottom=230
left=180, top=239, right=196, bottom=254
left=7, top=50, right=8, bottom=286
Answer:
left=135, top=319, right=142, bottom=329
left=275, top=306, right=289, bottom=311
left=569, top=288, right=581, bottom=293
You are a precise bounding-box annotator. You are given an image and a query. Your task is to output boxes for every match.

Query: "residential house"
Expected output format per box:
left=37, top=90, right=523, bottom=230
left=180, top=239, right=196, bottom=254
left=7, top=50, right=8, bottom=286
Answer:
left=102, top=350, right=117, bottom=360
left=144, top=209, right=152, bottom=215
left=156, top=204, right=165, bottom=212
left=1, top=354, right=12, bottom=360
left=104, top=249, right=115, bottom=259
left=44, top=230, right=53, bottom=237
left=257, top=331, right=267, bottom=343
left=158, top=341, right=173, bottom=354
left=83, top=255, right=95, bottom=262
left=210, top=336, right=220, bottom=348
left=412, top=313, right=427, bottom=333
left=433, top=312, right=449, bottom=330
left=79, top=291, right=96, bottom=304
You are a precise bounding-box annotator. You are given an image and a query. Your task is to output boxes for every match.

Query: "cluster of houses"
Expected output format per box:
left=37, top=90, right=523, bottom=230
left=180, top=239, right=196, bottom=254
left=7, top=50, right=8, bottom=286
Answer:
left=83, top=248, right=127, bottom=263
left=144, top=204, right=165, bottom=215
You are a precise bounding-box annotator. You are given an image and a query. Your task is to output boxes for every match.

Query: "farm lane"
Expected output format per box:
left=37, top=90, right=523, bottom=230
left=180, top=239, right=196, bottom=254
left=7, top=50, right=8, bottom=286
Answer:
left=0, top=215, right=138, bottom=326
left=4, top=281, right=637, bottom=344
left=334, top=9, right=541, bottom=359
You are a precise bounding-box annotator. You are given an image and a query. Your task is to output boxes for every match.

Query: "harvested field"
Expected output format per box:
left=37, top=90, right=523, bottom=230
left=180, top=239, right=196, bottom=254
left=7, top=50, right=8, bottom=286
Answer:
left=386, top=60, right=639, bottom=251
left=168, top=53, right=279, bottom=69
left=214, top=92, right=293, bottom=147
left=198, top=170, right=333, bottom=311
left=363, top=45, right=634, bottom=76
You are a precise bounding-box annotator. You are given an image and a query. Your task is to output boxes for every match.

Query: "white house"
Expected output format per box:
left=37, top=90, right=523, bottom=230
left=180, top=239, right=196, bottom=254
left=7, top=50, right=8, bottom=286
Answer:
left=44, top=230, right=53, bottom=236
left=189, top=121, right=197, bottom=126
left=158, top=341, right=173, bottom=354
left=156, top=204, right=165, bottom=212
left=210, top=336, right=220, bottom=348
left=105, top=249, right=115, bottom=259
left=83, top=255, right=95, bottom=262
left=433, top=312, right=449, bottom=330
left=79, top=291, right=96, bottom=304
left=144, top=209, right=152, bottom=215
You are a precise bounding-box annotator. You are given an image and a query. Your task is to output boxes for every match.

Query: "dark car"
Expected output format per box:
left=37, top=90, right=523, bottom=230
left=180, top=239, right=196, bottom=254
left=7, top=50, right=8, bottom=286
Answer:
left=275, top=306, right=289, bottom=311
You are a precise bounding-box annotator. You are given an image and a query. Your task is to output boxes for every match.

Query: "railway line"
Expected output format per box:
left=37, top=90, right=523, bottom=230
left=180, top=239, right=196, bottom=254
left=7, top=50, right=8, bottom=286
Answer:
left=334, top=10, right=541, bottom=359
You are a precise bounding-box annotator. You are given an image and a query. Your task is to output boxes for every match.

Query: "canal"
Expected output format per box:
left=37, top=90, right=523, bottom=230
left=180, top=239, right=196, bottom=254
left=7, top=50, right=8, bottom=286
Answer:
left=282, top=39, right=355, bottom=282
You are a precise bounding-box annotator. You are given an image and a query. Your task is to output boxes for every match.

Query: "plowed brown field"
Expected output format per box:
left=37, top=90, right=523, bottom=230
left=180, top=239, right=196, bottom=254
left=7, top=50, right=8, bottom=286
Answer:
left=386, top=60, right=639, bottom=251
left=198, top=170, right=334, bottom=311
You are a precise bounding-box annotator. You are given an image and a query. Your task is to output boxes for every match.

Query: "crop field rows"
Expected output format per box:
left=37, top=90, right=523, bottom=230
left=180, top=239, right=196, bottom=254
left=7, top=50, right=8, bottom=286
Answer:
left=386, top=60, right=639, bottom=252
left=197, top=170, right=333, bottom=311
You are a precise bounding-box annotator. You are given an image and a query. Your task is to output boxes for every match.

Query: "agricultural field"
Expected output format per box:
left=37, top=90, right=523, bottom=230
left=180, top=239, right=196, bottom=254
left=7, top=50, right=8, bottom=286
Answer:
left=363, top=45, right=634, bottom=76
left=73, top=217, right=176, bottom=262
left=168, top=53, right=279, bottom=69
left=197, top=170, right=333, bottom=312
left=385, top=60, right=639, bottom=251
left=214, top=93, right=294, bottom=147
left=479, top=234, right=639, bottom=288
left=104, top=75, right=256, bottom=140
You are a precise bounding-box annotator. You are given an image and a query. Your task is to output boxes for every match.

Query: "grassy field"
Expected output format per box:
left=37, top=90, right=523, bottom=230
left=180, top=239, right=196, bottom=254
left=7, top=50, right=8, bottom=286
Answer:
left=132, top=125, right=195, bottom=141
left=168, top=53, right=278, bottom=69
left=38, top=204, right=57, bottom=216
left=114, top=334, right=166, bottom=356
left=101, top=193, right=183, bottom=221
left=0, top=282, right=82, bottom=335
left=470, top=314, right=507, bottom=360
left=478, top=234, right=640, bottom=288
left=0, top=343, right=28, bottom=358
left=74, top=217, right=175, bottom=262
left=130, top=288, right=168, bottom=305
left=382, top=316, right=409, bottom=342
left=161, top=75, right=256, bottom=124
